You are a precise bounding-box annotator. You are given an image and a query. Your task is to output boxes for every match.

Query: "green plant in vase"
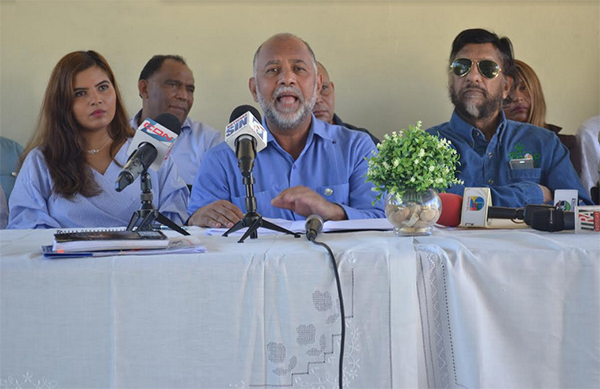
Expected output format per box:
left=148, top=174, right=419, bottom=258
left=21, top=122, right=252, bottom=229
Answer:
left=366, top=121, right=463, bottom=235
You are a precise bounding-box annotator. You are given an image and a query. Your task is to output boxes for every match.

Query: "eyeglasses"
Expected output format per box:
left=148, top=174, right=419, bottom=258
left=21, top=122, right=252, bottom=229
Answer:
left=450, top=58, right=502, bottom=79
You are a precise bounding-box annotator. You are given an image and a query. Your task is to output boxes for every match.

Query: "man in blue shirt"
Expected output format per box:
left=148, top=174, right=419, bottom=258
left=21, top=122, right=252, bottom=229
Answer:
left=187, top=33, right=384, bottom=228
left=0, top=135, right=24, bottom=199
left=427, top=28, right=591, bottom=207
left=132, top=55, right=223, bottom=186
left=313, top=61, right=380, bottom=145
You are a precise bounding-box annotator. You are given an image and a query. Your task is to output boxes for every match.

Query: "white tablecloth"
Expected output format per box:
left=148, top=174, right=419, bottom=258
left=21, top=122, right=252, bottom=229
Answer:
left=0, top=229, right=418, bottom=389
left=1, top=227, right=598, bottom=388
left=415, top=229, right=600, bottom=389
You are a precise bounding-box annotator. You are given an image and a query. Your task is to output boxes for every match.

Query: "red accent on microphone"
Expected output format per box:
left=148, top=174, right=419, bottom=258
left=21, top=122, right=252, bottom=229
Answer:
left=437, top=193, right=463, bottom=227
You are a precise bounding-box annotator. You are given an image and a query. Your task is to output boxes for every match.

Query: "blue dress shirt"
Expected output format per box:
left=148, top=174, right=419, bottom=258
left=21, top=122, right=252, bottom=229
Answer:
left=131, top=111, right=223, bottom=185
left=0, top=136, right=24, bottom=199
left=188, top=115, right=385, bottom=220
left=427, top=111, right=592, bottom=207
left=0, top=185, right=7, bottom=229
left=8, top=139, right=189, bottom=229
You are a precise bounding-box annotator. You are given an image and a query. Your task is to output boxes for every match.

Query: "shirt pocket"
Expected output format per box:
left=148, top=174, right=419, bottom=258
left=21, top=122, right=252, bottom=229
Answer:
left=232, top=189, right=274, bottom=211
left=315, top=183, right=350, bottom=204
left=507, top=168, right=542, bottom=184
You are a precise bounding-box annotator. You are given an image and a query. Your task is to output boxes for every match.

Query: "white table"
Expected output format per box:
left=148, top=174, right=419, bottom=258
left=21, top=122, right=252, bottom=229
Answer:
left=415, top=229, right=600, bottom=389
left=0, top=228, right=418, bottom=389
left=1, top=227, right=598, bottom=388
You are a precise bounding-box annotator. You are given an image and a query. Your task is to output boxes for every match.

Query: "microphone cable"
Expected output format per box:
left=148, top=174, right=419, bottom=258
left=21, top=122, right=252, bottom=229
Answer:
left=307, top=231, right=345, bottom=389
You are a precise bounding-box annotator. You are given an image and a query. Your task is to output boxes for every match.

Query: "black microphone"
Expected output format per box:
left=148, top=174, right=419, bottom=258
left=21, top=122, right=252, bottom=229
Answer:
left=225, top=105, right=267, bottom=178
left=529, top=208, right=575, bottom=232
left=305, top=214, right=324, bottom=241
left=229, top=105, right=262, bottom=123
left=487, top=204, right=556, bottom=225
left=115, top=113, right=181, bottom=192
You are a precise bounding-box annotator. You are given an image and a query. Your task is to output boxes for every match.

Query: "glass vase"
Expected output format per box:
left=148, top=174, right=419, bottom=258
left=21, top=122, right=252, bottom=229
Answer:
left=385, top=188, right=442, bottom=236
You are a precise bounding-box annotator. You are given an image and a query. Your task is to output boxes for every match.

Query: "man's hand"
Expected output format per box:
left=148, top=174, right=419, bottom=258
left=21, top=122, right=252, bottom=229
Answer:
left=271, top=186, right=347, bottom=220
left=188, top=200, right=244, bottom=228
left=538, top=184, right=553, bottom=203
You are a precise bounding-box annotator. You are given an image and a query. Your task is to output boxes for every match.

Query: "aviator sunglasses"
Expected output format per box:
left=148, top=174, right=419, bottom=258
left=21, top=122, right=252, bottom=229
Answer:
left=450, top=58, right=502, bottom=79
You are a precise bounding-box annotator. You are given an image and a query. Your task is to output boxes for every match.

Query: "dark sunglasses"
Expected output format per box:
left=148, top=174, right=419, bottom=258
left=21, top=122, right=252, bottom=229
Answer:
left=450, top=58, right=502, bottom=79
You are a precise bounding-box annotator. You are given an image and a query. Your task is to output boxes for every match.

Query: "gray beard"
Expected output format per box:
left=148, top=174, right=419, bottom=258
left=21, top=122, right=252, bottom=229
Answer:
left=450, top=86, right=503, bottom=122
left=257, top=84, right=318, bottom=131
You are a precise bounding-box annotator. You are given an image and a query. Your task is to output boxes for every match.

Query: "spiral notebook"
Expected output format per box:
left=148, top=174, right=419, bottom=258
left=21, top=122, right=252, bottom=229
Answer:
left=53, top=229, right=169, bottom=252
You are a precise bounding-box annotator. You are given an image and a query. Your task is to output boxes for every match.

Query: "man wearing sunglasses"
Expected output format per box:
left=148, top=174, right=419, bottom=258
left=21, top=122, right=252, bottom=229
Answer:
left=427, top=28, right=591, bottom=207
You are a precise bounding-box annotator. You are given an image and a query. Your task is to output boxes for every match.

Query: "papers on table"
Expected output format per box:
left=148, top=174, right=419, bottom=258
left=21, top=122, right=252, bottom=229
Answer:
left=206, top=217, right=395, bottom=236
left=43, top=235, right=207, bottom=258
left=53, top=229, right=169, bottom=252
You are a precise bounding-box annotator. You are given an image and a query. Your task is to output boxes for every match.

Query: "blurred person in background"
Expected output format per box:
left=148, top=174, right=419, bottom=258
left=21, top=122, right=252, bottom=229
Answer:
left=576, top=115, right=600, bottom=203
left=503, top=59, right=581, bottom=174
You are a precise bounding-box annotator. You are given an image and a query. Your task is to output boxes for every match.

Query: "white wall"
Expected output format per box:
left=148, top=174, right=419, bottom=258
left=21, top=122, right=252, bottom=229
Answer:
left=1, top=1, right=598, bottom=147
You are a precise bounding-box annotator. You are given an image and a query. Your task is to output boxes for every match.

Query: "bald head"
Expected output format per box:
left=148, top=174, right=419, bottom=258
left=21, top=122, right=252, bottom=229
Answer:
left=253, top=33, right=317, bottom=77
left=313, top=61, right=336, bottom=124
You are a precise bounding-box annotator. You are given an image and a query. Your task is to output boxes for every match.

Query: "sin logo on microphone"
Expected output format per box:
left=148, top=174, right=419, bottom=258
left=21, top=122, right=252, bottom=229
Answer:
left=225, top=115, right=249, bottom=137
left=225, top=112, right=266, bottom=139
left=142, top=120, right=176, bottom=142
left=467, top=196, right=485, bottom=211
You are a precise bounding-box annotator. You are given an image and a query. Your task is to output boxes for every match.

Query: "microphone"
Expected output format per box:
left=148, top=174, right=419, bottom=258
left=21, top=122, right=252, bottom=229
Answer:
left=529, top=208, right=575, bottom=232
left=437, top=192, right=553, bottom=227
left=225, top=105, right=268, bottom=178
left=437, top=193, right=462, bottom=227
left=115, top=113, right=181, bottom=192
left=305, top=214, right=324, bottom=241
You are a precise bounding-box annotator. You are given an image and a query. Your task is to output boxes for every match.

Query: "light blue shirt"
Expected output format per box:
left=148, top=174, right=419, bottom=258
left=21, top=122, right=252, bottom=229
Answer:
left=0, top=136, right=24, bottom=199
left=427, top=111, right=592, bottom=207
left=8, top=139, right=189, bottom=229
left=0, top=185, right=7, bottom=229
left=130, top=111, right=223, bottom=185
left=188, top=115, right=385, bottom=220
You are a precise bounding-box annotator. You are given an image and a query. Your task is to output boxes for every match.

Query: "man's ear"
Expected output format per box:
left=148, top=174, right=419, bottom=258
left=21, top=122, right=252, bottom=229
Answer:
left=316, top=73, right=323, bottom=94
left=330, top=80, right=335, bottom=92
left=138, top=79, right=149, bottom=99
left=249, top=77, right=259, bottom=102
left=502, top=75, right=513, bottom=100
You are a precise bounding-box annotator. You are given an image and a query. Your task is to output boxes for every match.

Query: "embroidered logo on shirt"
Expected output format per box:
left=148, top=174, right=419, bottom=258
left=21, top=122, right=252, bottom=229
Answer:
left=507, top=143, right=540, bottom=161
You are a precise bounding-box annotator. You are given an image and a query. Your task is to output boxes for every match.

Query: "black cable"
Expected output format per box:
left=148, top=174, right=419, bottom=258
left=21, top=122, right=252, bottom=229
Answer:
left=309, top=237, right=345, bottom=389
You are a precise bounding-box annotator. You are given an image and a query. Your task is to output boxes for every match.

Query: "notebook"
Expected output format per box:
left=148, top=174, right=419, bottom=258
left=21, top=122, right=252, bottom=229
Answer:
left=52, top=229, right=169, bottom=252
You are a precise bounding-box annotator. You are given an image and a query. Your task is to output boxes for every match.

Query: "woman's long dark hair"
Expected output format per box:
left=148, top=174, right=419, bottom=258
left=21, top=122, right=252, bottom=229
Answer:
left=20, top=50, right=134, bottom=198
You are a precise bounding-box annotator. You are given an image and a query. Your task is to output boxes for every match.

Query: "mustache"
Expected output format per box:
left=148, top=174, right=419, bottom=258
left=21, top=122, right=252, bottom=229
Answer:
left=460, top=84, right=487, bottom=96
left=273, top=86, right=304, bottom=103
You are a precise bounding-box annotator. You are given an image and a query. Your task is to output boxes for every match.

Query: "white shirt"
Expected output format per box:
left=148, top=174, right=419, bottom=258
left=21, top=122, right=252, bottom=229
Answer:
left=576, top=115, right=600, bottom=193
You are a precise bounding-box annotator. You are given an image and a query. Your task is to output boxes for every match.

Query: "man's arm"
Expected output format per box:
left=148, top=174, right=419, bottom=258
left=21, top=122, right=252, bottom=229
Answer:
left=445, top=181, right=547, bottom=207
left=187, top=147, right=244, bottom=227
left=342, top=135, right=386, bottom=219
left=544, top=136, right=593, bottom=205
left=271, top=186, right=347, bottom=220
left=188, top=200, right=244, bottom=228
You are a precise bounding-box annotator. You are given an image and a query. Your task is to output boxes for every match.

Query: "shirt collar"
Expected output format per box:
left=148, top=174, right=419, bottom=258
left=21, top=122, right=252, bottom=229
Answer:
left=450, top=110, right=508, bottom=144
left=332, top=113, right=343, bottom=126
left=263, top=113, right=332, bottom=144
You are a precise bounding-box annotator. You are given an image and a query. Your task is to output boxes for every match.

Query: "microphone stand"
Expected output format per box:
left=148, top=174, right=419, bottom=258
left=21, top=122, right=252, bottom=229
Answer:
left=223, top=173, right=300, bottom=243
left=126, top=171, right=190, bottom=236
